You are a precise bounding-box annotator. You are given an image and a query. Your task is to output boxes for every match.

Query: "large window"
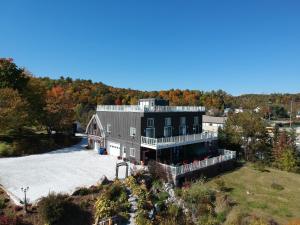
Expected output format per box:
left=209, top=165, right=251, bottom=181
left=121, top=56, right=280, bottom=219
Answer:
left=147, top=118, right=154, bottom=127
left=164, top=126, right=172, bottom=137
left=165, top=117, right=172, bottom=126
left=130, top=127, right=136, bottom=137
left=130, top=148, right=135, bottom=157
left=146, top=128, right=155, bottom=138
left=179, top=125, right=187, bottom=135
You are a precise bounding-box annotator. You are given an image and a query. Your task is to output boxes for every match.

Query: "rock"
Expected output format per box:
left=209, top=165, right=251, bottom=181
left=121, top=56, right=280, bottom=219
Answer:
left=128, top=196, right=137, bottom=202
left=149, top=208, right=156, bottom=220
left=98, top=175, right=109, bottom=185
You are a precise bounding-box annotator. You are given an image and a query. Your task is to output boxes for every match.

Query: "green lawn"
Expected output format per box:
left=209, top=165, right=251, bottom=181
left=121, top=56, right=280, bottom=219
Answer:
left=204, top=164, right=300, bottom=224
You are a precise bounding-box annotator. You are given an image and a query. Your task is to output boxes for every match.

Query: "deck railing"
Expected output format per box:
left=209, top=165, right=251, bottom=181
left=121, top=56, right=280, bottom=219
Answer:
left=141, top=132, right=218, bottom=149
left=160, top=150, right=236, bottom=177
left=97, top=105, right=205, bottom=113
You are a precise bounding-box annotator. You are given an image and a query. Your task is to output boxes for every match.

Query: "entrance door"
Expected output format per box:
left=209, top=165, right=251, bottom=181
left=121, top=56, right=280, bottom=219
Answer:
left=107, top=141, right=121, bottom=157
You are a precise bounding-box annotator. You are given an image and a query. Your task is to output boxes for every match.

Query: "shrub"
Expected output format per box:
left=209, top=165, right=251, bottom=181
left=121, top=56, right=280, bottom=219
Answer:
left=271, top=182, right=284, bottom=191
left=14, top=205, right=23, bottom=212
left=94, top=180, right=130, bottom=222
left=279, top=148, right=299, bottom=172
left=0, top=142, right=13, bottom=157
left=157, top=191, right=169, bottom=202
left=174, top=188, right=183, bottom=197
left=38, top=193, right=90, bottom=225
left=94, top=196, right=115, bottom=220
left=135, top=210, right=152, bottom=225
left=72, top=187, right=91, bottom=196
left=0, top=197, right=6, bottom=209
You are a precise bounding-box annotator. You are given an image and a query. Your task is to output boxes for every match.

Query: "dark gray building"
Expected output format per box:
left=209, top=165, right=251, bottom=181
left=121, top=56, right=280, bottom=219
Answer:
left=86, top=99, right=218, bottom=164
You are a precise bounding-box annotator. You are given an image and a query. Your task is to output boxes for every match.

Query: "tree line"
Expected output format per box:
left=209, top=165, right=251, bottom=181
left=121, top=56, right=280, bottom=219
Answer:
left=1, top=58, right=300, bottom=135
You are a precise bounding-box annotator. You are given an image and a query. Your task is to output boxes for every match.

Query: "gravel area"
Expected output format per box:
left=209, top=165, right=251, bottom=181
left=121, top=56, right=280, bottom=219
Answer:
left=0, top=138, right=127, bottom=204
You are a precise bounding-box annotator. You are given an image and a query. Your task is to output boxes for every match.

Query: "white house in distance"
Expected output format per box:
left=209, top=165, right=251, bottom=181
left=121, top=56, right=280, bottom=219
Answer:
left=296, top=111, right=300, bottom=119
left=202, top=115, right=227, bottom=133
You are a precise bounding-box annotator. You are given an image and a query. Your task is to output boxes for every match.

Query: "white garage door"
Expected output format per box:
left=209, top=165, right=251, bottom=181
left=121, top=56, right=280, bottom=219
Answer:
left=107, top=141, right=121, bottom=157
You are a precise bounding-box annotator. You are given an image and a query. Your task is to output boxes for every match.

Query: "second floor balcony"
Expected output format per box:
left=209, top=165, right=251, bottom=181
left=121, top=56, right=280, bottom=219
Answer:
left=141, top=132, right=218, bottom=150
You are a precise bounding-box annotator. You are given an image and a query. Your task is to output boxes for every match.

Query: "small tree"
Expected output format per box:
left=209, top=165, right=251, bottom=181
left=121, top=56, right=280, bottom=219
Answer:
left=279, top=147, right=299, bottom=172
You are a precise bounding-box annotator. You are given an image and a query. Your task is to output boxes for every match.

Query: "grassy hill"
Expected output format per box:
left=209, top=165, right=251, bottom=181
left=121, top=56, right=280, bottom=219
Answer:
left=203, top=164, right=300, bottom=224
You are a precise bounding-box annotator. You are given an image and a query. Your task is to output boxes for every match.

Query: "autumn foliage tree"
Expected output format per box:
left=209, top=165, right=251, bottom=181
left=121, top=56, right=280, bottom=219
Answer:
left=44, top=86, right=75, bottom=133
left=219, top=112, right=270, bottom=161
left=0, top=88, right=29, bottom=132
left=272, top=131, right=299, bottom=172
left=0, top=58, right=29, bottom=92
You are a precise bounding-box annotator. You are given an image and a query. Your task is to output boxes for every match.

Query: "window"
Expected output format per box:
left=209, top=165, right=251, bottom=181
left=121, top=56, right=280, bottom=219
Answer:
left=107, top=124, right=111, bottom=133
left=179, top=125, right=187, bottom=135
left=130, top=127, right=136, bottom=137
left=165, top=117, right=172, bottom=126
left=93, top=123, right=97, bottom=130
left=164, top=126, right=172, bottom=137
left=180, top=117, right=186, bottom=125
left=146, top=127, right=155, bottom=138
left=130, top=148, right=135, bottom=157
left=193, top=125, right=199, bottom=133
left=194, top=116, right=199, bottom=125
left=147, top=118, right=154, bottom=127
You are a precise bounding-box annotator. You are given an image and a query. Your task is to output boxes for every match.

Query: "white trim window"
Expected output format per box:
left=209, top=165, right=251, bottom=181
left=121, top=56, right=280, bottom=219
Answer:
left=165, top=117, right=172, bottom=126
left=147, top=118, right=154, bottom=127
left=130, top=147, right=135, bottom=157
left=146, top=127, right=155, bottom=138
left=179, top=125, right=187, bottom=135
left=164, top=126, right=172, bottom=137
left=130, top=127, right=136, bottom=137
left=107, top=124, right=111, bottom=133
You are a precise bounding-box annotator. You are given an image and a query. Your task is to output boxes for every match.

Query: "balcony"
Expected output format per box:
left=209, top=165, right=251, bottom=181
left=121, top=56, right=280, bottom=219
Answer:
left=141, top=132, right=218, bottom=150
left=158, top=149, right=236, bottom=177
left=97, top=105, right=205, bottom=113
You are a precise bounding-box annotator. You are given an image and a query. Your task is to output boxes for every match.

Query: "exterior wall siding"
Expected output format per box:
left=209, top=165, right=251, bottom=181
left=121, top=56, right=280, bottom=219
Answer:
left=141, top=111, right=204, bottom=138
left=96, top=111, right=144, bottom=162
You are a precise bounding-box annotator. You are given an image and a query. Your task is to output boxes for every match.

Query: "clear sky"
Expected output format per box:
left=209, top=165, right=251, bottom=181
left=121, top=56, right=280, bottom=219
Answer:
left=1, top=0, right=299, bottom=95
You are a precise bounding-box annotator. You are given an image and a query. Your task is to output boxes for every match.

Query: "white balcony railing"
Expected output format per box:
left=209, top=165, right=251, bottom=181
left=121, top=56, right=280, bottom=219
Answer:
left=141, top=132, right=218, bottom=150
left=159, top=150, right=236, bottom=177
left=97, top=105, right=205, bottom=113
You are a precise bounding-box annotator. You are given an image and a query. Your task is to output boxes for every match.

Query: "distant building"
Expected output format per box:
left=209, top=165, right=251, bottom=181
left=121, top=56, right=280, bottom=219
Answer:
left=202, top=115, right=227, bottom=133
left=296, top=111, right=300, bottom=119
left=235, top=108, right=244, bottom=114
left=254, top=106, right=261, bottom=113
left=224, top=108, right=233, bottom=116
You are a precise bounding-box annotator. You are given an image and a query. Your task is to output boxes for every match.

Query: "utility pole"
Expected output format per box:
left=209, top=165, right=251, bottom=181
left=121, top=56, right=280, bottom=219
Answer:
left=290, top=99, right=293, bottom=128
left=21, top=186, right=29, bottom=213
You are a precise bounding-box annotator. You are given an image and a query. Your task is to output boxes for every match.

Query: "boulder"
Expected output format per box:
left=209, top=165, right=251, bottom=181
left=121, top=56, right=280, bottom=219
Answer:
left=98, top=175, right=109, bottom=185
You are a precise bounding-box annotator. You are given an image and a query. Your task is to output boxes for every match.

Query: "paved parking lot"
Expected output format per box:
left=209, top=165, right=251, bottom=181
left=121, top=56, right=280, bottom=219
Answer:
left=0, top=139, right=126, bottom=204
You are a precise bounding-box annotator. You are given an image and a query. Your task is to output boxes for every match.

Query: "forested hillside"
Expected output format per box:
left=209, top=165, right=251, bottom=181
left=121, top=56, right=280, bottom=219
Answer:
left=1, top=58, right=300, bottom=132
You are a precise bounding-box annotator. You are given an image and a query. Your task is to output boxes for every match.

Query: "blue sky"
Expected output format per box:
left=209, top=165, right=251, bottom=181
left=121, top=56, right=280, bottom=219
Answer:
left=1, top=0, right=299, bottom=95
